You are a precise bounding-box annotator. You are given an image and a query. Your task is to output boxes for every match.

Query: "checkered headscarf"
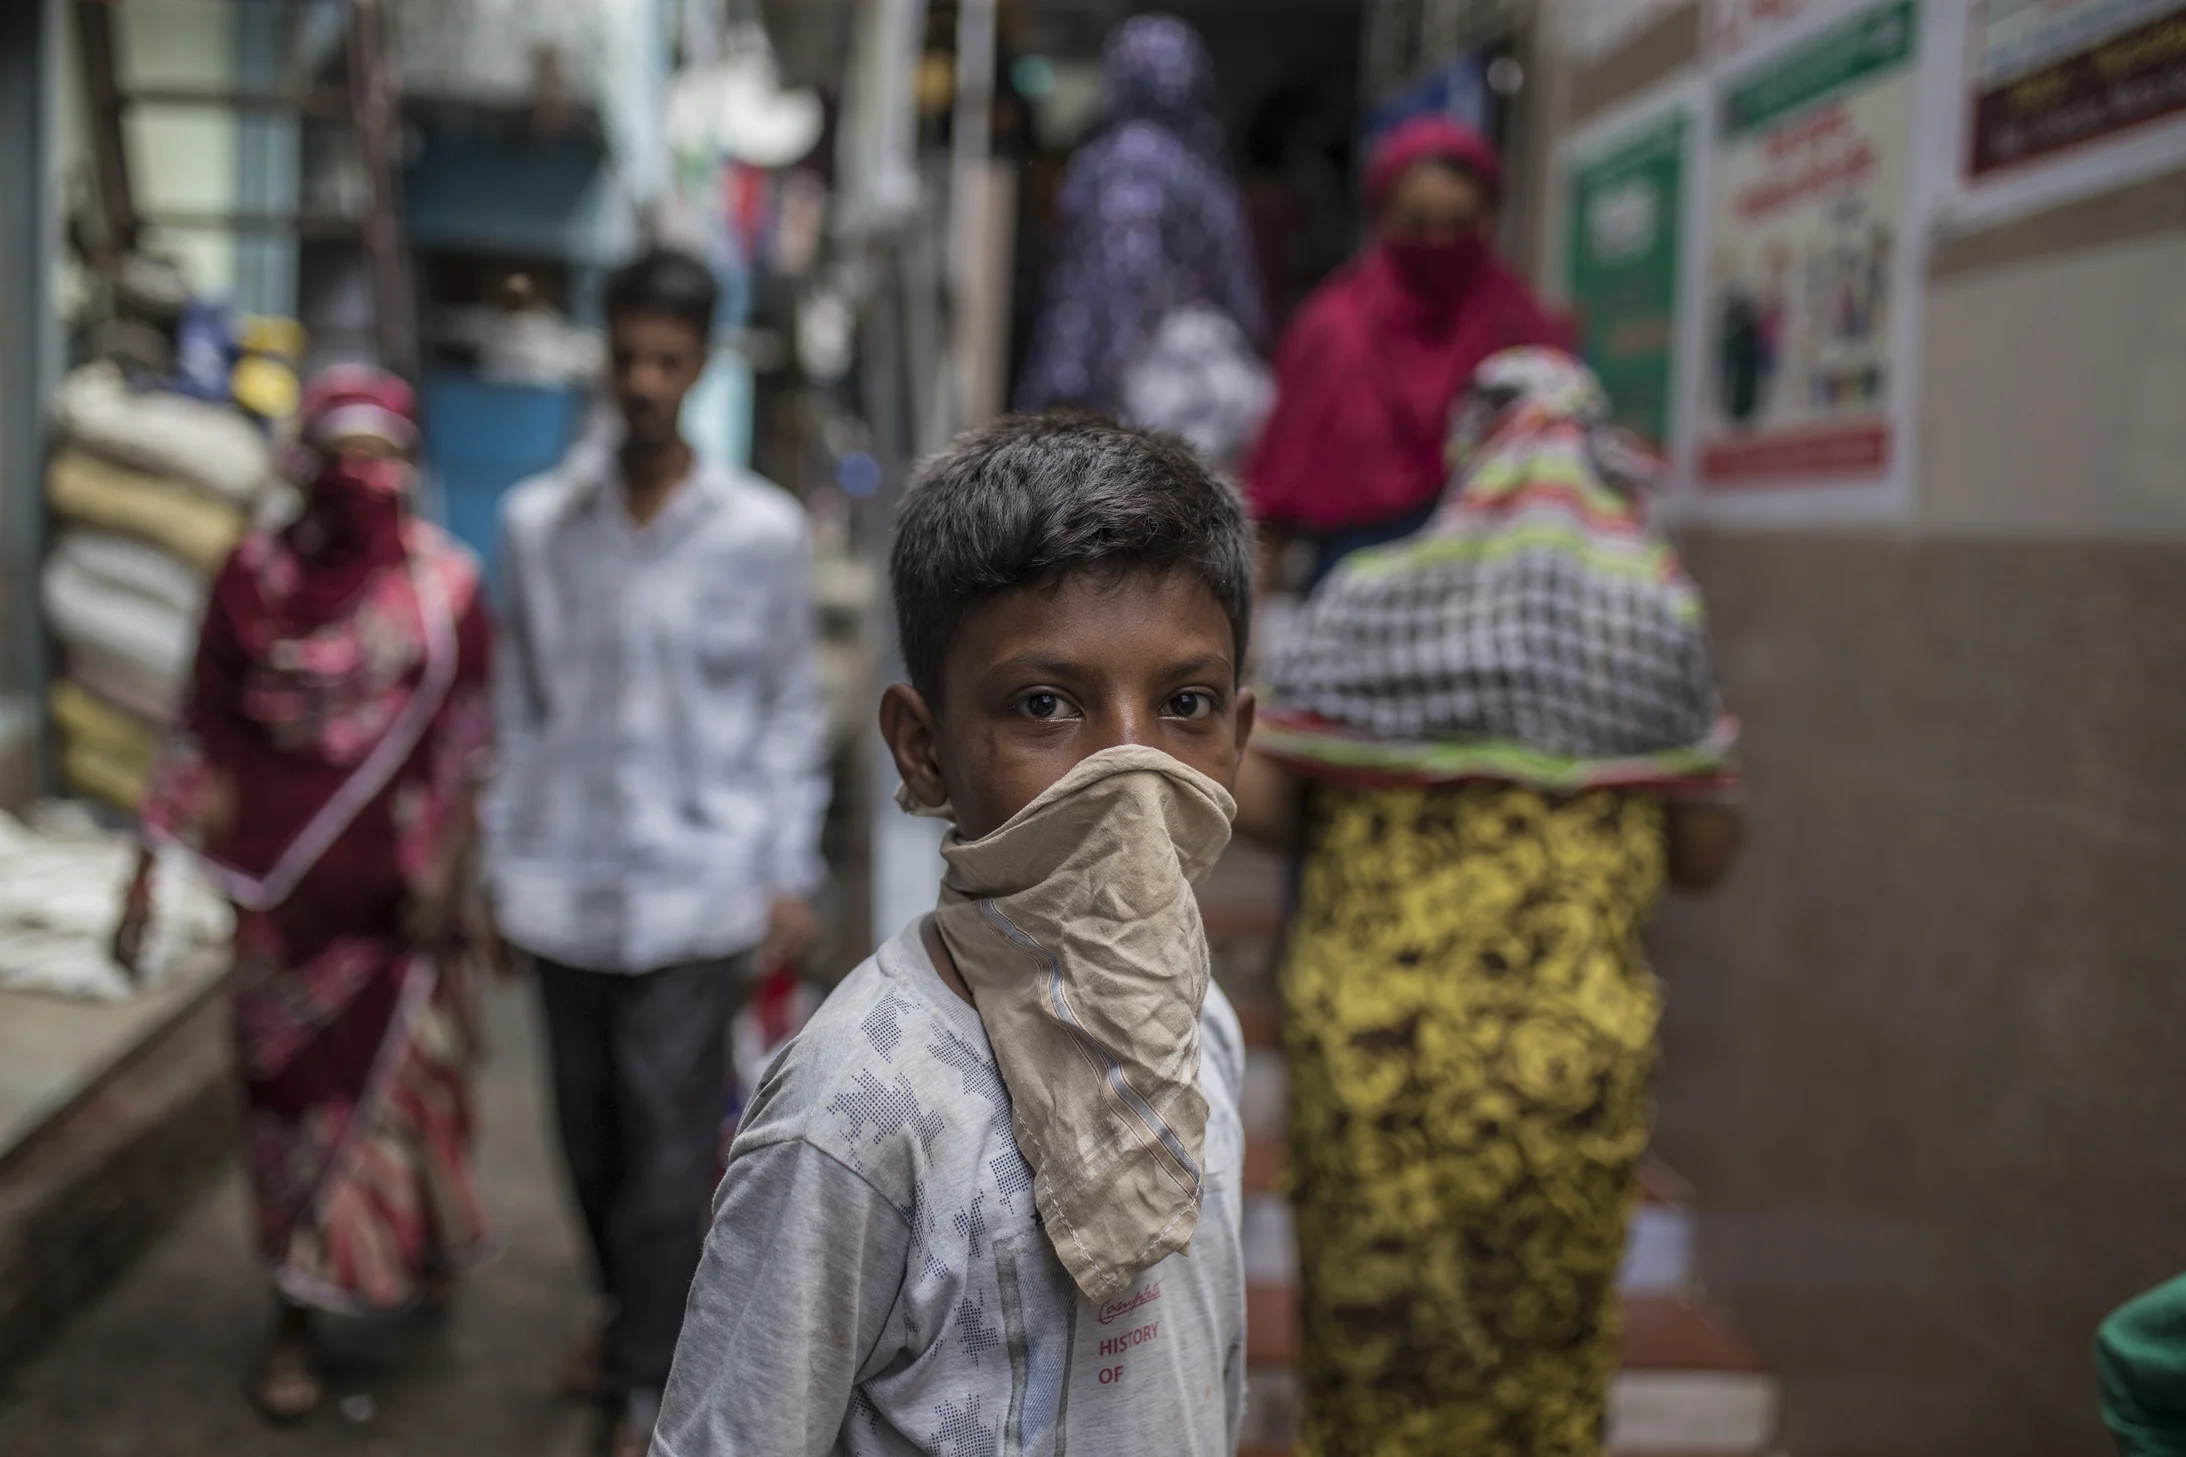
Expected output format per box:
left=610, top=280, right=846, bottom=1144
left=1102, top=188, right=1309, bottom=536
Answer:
left=1259, top=349, right=1737, bottom=794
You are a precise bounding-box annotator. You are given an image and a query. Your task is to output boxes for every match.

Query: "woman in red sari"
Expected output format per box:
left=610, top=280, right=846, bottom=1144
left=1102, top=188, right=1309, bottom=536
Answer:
left=1246, top=116, right=1572, bottom=590
left=117, top=366, right=494, bottom=1420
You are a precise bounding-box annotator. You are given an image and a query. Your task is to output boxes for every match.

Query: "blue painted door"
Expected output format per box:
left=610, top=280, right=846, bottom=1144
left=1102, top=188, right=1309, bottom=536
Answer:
left=421, top=370, right=586, bottom=592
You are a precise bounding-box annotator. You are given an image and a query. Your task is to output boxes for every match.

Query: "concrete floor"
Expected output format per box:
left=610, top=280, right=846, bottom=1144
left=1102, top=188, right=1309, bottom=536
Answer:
left=0, top=980, right=608, bottom=1457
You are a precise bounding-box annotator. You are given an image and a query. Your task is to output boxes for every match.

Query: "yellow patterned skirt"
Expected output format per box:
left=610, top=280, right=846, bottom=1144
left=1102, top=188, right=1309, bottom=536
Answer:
left=1282, top=782, right=1667, bottom=1457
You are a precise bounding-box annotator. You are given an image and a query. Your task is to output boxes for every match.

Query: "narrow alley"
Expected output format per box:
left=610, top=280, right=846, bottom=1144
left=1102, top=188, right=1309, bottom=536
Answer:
left=1, top=2, right=2183, bottom=1455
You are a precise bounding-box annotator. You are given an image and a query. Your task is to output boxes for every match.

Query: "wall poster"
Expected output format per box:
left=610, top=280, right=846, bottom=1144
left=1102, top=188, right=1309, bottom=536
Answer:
left=1574, top=0, right=1695, bottom=62
left=1701, top=0, right=1919, bottom=487
left=1968, top=0, right=2186, bottom=177
left=1566, top=110, right=1689, bottom=447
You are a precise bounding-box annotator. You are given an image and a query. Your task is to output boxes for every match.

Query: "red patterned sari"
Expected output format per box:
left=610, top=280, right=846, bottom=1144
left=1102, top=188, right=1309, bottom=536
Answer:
left=144, top=511, right=494, bottom=1314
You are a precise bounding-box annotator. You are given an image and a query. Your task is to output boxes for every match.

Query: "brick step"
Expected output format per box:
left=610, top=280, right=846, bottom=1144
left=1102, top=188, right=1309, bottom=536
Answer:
left=1239, top=1295, right=1776, bottom=1455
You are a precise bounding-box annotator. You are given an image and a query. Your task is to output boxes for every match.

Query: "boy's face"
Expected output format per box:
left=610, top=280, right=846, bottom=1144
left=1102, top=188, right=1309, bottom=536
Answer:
left=609, top=310, right=707, bottom=450
left=882, top=569, right=1255, bottom=842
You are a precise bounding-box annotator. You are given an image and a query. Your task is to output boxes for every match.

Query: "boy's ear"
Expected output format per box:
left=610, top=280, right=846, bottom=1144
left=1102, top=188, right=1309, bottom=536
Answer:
left=879, top=683, right=951, bottom=809
left=1232, top=685, right=1257, bottom=762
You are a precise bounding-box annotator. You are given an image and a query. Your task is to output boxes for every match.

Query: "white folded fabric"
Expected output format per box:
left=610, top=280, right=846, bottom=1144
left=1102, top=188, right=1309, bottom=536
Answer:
left=0, top=805, right=231, bottom=1001
left=55, top=361, right=273, bottom=506
left=50, top=529, right=210, bottom=620
left=42, top=535, right=204, bottom=713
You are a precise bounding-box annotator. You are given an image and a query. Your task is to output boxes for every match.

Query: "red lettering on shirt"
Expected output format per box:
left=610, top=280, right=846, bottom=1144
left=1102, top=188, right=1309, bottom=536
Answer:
left=1098, top=1282, right=1163, bottom=1326
left=1096, top=1321, right=1159, bottom=1359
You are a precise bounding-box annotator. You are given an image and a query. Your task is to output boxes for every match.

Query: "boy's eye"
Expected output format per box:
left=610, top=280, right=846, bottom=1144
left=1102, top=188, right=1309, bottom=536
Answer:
left=1017, top=691, right=1075, bottom=720
left=1165, top=690, right=1217, bottom=721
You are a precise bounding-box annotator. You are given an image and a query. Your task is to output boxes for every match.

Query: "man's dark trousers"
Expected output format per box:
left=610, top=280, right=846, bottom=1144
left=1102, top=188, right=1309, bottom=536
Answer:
left=535, top=953, right=748, bottom=1396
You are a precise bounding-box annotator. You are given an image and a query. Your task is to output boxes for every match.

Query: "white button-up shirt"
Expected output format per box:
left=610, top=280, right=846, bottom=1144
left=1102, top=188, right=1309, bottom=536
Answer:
left=487, top=447, right=829, bottom=973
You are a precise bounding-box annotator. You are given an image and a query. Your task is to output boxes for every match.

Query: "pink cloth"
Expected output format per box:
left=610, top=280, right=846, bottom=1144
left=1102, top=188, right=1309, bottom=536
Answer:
left=273, top=369, right=421, bottom=628
left=1245, top=119, right=1570, bottom=533
left=1364, top=115, right=1503, bottom=206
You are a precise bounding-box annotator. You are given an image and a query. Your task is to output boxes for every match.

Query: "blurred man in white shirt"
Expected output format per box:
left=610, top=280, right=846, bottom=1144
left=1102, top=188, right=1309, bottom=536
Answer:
left=487, top=248, right=828, bottom=1457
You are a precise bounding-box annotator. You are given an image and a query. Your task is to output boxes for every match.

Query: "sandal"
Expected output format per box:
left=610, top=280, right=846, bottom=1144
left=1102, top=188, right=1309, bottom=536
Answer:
left=251, top=1329, right=325, bottom=1424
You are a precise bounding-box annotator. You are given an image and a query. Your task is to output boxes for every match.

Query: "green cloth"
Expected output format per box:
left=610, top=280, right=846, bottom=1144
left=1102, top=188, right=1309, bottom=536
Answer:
left=2099, top=1274, right=2186, bottom=1456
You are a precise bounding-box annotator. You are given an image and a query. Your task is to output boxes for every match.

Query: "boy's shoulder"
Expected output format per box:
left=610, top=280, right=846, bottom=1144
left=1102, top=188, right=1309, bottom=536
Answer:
left=731, top=927, right=1013, bottom=1217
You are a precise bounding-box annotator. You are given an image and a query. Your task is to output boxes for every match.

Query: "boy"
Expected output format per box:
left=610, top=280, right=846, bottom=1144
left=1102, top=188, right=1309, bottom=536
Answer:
left=652, top=416, right=1256, bottom=1455
left=487, top=249, right=829, bottom=1456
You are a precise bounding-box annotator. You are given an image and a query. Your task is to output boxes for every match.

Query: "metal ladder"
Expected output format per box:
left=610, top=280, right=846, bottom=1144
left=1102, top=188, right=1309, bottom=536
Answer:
left=69, top=0, right=418, bottom=378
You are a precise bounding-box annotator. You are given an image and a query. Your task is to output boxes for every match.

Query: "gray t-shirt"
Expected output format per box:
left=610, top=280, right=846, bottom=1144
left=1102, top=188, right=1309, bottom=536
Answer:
left=654, top=921, right=1248, bottom=1457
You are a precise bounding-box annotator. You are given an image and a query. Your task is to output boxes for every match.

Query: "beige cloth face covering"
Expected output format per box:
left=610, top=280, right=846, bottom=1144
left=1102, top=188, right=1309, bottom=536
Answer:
left=897, top=744, right=1236, bottom=1301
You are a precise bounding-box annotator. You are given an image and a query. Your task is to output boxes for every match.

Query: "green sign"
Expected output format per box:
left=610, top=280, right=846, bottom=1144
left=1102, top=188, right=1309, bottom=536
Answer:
left=1722, top=0, right=1917, bottom=139
left=1566, top=110, right=1687, bottom=445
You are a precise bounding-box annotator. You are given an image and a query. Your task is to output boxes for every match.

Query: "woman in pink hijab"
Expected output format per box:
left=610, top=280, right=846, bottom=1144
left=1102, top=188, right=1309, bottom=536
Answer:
left=1246, top=116, right=1571, bottom=588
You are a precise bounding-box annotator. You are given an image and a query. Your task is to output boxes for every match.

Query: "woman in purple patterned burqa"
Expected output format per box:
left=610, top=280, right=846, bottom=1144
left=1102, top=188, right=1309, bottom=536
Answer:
left=1015, top=13, right=1264, bottom=418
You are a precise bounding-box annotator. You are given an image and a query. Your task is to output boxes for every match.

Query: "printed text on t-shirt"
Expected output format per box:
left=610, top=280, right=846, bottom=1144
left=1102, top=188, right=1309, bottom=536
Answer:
left=1098, top=1321, right=1159, bottom=1359
left=1098, top=1282, right=1163, bottom=1325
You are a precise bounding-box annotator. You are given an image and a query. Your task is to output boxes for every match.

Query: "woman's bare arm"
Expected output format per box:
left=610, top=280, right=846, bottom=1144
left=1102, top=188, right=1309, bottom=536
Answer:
left=1666, top=801, right=1745, bottom=892
left=111, top=843, right=157, bottom=980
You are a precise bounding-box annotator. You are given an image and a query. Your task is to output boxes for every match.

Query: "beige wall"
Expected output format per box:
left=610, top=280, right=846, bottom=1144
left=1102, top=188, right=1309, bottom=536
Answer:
left=1919, top=229, right=2186, bottom=535
left=1653, top=530, right=2186, bottom=1457
left=1528, top=3, right=2186, bottom=1453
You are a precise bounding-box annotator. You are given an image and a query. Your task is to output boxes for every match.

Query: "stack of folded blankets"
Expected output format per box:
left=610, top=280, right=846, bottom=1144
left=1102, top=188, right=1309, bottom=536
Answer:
left=0, top=802, right=232, bottom=1000
left=42, top=360, right=278, bottom=810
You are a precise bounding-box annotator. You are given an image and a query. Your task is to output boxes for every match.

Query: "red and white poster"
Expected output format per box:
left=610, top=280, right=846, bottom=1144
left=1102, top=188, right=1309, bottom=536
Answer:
left=1700, top=1, right=1919, bottom=487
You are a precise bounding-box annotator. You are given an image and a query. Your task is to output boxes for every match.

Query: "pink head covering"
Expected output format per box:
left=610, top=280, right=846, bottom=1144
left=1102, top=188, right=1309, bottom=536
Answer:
left=269, top=365, right=421, bottom=626
left=1364, top=115, right=1504, bottom=211
left=299, top=364, right=420, bottom=455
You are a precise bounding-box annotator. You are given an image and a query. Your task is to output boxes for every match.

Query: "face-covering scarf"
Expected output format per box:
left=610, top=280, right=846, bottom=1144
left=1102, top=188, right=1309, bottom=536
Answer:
left=898, top=744, right=1235, bottom=1301
left=276, top=365, right=423, bottom=626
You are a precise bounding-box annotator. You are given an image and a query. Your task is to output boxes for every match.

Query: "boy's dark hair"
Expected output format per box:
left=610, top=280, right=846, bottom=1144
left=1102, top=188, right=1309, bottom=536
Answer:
left=604, top=248, right=718, bottom=338
left=891, top=414, right=1253, bottom=707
